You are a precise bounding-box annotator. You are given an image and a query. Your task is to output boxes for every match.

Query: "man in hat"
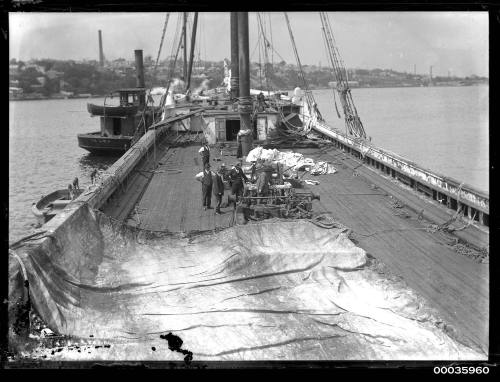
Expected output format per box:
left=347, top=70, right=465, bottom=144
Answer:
left=200, top=163, right=213, bottom=210
left=212, top=166, right=225, bottom=215
left=229, top=162, right=248, bottom=205
left=257, top=91, right=267, bottom=112
left=199, top=141, right=211, bottom=168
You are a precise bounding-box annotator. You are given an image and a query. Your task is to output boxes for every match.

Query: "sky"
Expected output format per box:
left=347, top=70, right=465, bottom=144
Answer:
left=9, top=12, right=489, bottom=77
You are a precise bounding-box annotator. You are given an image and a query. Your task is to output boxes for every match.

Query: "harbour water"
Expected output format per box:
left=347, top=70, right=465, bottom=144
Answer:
left=9, top=85, right=488, bottom=242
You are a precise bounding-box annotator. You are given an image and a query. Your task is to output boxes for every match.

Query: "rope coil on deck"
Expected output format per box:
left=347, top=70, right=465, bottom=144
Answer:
left=308, top=213, right=349, bottom=230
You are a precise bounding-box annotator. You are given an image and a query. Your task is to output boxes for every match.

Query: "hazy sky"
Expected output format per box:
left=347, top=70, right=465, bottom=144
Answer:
left=9, top=12, right=488, bottom=77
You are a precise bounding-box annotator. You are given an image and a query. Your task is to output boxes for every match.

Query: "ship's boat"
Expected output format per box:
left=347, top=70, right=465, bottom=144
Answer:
left=31, top=189, right=83, bottom=225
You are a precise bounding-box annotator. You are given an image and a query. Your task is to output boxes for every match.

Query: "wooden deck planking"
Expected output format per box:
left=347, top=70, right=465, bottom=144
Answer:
left=133, top=143, right=234, bottom=233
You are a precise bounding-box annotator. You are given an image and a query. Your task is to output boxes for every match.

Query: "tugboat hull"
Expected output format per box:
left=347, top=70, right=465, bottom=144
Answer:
left=78, top=132, right=132, bottom=155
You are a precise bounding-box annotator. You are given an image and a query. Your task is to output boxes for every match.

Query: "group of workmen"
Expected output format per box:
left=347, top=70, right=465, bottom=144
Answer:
left=66, top=169, right=100, bottom=200
left=198, top=141, right=249, bottom=214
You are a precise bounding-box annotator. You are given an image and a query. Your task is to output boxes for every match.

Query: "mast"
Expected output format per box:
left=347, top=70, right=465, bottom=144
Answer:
left=183, top=12, right=188, bottom=82
left=230, top=12, right=239, bottom=99
left=186, top=12, right=198, bottom=92
left=237, top=12, right=253, bottom=157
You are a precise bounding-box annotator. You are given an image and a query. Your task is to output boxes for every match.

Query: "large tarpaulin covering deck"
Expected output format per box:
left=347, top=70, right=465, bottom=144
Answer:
left=9, top=205, right=484, bottom=360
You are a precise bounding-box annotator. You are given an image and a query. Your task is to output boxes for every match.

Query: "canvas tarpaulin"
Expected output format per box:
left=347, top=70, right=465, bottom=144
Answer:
left=9, top=204, right=484, bottom=360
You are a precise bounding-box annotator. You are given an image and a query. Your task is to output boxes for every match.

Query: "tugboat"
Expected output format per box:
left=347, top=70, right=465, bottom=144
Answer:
left=77, top=50, right=161, bottom=155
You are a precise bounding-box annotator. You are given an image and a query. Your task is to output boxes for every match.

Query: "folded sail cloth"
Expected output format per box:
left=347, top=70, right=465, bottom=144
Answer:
left=310, top=162, right=337, bottom=175
left=246, top=146, right=319, bottom=172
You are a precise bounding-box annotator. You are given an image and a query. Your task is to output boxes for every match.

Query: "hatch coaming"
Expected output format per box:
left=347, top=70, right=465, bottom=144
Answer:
left=200, top=110, right=280, bottom=144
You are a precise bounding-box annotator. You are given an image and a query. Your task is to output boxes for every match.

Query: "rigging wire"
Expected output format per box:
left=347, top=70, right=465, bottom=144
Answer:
left=320, top=24, right=341, bottom=119
left=160, top=14, right=184, bottom=108
left=257, top=21, right=263, bottom=89
left=267, top=13, right=274, bottom=68
left=257, top=12, right=272, bottom=93
left=153, top=13, right=170, bottom=79
left=319, top=11, right=366, bottom=139
left=283, top=12, right=317, bottom=114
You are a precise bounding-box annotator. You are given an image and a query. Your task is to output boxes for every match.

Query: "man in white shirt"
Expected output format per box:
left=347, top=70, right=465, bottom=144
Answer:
left=200, top=163, right=213, bottom=210
left=199, top=141, right=210, bottom=168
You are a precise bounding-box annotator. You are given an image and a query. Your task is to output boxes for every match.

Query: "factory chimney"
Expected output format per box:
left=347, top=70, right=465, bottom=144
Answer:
left=98, top=30, right=104, bottom=67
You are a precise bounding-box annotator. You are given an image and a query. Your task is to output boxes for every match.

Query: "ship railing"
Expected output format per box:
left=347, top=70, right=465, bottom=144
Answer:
left=302, top=114, right=489, bottom=227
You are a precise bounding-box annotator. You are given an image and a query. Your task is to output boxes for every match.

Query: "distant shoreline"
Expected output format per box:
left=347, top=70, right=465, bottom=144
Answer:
left=9, top=83, right=488, bottom=101
left=9, top=94, right=106, bottom=101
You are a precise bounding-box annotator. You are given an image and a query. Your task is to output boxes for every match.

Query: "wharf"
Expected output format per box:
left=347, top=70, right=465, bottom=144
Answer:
left=101, top=134, right=488, bottom=353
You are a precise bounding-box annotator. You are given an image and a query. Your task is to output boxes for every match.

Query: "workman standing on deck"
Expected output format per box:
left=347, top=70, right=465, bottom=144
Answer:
left=236, top=134, right=243, bottom=160
left=200, top=163, right=213, bottom=210
left=256, top=167, right=272, bottom=197
left=229, top=162, right=248, bottom=205
left=257, top=92, right=267, bottom=112
left=212, top=166, right=225, bottom=215
left=199, top=141, right=211, bottom=168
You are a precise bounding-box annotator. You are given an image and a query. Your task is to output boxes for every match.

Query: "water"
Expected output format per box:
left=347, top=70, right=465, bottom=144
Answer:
left=9, top=98, right=116, bottom=242
left=9, top=86, right=489, bottom=242
left=312, top=86, right=489, bottom=192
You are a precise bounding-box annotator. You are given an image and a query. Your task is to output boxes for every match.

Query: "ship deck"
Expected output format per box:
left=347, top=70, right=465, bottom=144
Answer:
left=102, top=133, right=489, bottom=353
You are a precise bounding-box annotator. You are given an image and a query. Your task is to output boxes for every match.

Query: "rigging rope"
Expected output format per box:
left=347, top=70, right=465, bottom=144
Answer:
left=153, top=13, right=170, bottom=78
left=319, top=12, right=367, bottom=139
left=161, top=14, right=185, bottom=108
left=268, top=13, right=274, bottom=69
left=257, top=12, right=273, bottom=93
left=283, top=12, right=317, bottom=115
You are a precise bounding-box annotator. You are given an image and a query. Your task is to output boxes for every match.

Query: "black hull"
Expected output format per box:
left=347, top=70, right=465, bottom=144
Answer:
left=78, top=133, right=133, bottom=155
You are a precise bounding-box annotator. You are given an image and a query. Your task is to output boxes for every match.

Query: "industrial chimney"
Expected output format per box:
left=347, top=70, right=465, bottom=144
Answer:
left=98, top=30, right=104, bottom=67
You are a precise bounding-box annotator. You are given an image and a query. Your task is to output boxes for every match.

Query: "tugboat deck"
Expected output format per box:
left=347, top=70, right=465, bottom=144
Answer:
left=101, top=133, right=488, bottom=353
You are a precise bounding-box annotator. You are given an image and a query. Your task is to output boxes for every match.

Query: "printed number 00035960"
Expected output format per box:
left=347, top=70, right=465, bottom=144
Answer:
left=433, top=366, right=489, bottom=374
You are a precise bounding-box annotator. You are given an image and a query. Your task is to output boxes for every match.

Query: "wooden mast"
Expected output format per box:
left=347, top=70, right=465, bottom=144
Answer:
left=230, top=12, right=239, bottom=99
left=182, top=12, right=188, bottom=83
left=237, top=12, right=253, bottom=157
left=186, top=12, right=198, bottom=92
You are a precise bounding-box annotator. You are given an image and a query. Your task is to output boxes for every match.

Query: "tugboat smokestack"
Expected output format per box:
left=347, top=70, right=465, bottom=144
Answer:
left=135, top=49, right=146, bottom=107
